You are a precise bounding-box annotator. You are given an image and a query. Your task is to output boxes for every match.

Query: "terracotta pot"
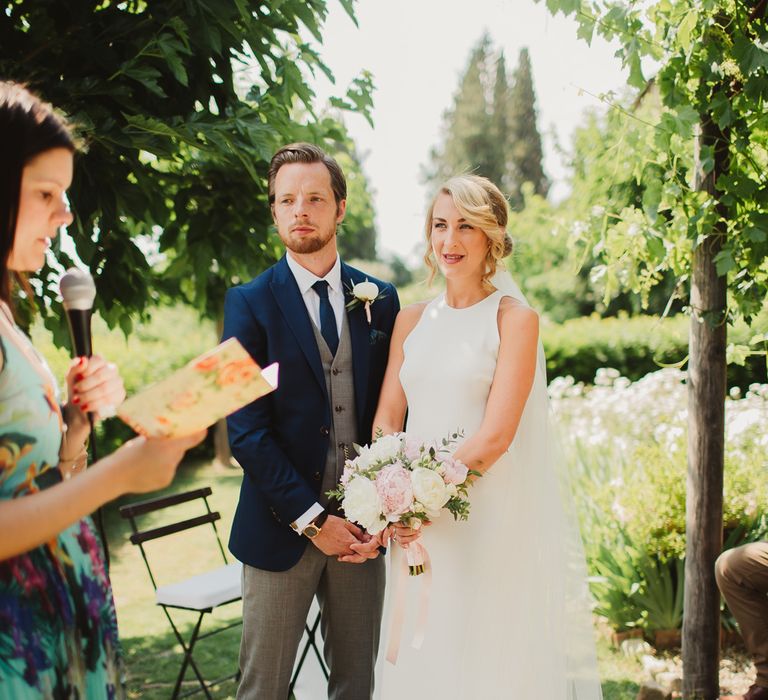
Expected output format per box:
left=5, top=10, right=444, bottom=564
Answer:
left=611, top=628, right=644, bottom=648
left=654, top=628, right=682, bottom=650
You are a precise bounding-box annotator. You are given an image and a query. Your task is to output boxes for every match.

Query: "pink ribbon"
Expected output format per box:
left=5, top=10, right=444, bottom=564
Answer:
left=385, top=541, right=432, bottom=664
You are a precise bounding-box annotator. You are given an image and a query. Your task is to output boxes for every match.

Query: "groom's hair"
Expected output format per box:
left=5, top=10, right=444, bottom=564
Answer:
left=267, top=142, right=347, bottom=208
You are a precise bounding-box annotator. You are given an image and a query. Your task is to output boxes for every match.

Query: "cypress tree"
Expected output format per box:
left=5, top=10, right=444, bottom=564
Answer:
left=491, top=51, right=511, bottom=190
left=426, top=38, right=549, bottom=211
left=507, top=48, right=550, bottom=209
left=427, top=33, right=496, bottom=185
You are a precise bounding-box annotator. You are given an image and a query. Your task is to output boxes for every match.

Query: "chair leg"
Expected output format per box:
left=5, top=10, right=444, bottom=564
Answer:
left=307, top=612, right=329, bottom=680
left=288, top=622, right=313, bottom=696
left=164, top=608, right=213, bottom=700
left=288, top=611, right=329, bottom=696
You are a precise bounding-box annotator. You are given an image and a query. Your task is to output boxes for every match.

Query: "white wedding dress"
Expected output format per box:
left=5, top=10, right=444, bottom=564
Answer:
left=376, top=283, right=602, bottom=699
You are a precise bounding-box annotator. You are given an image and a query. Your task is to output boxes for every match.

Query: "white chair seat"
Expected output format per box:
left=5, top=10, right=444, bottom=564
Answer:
left=155, top=561, right=242, bottom=610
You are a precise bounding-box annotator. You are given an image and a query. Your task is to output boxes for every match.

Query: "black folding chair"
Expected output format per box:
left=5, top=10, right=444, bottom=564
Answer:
left=119, top=487, right=242, bottom=699
left=289, top=609, right=329, bottom=695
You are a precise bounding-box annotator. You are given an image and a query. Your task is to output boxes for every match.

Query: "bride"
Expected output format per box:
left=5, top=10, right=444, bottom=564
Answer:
left=371, top=175, right=602, bottom=698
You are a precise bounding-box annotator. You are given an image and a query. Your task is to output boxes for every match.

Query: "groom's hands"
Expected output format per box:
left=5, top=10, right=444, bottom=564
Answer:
left=311, top=515, right=379, bottom=563
left=341, top=531, right=384, bottom=564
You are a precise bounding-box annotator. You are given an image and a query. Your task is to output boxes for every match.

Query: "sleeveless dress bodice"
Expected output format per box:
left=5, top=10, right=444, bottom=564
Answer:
left=0, top=311, right=123, bottom=699
left=399, top=291, right=503, bottom=440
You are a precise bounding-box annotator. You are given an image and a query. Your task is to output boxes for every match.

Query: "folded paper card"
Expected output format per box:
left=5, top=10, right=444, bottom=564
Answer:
left=117, top=338, right=278, bottom=438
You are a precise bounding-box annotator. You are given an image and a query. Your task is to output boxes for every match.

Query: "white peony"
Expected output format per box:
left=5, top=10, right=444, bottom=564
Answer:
left=411, top=468, right=450, bottom=516
left=353, top=449, right=375, bottom=470
left=353, top=280, right=379, bottom=302
left=366, top=433, right=403, bottom=464
left=342, top=476, right=385, bottom=533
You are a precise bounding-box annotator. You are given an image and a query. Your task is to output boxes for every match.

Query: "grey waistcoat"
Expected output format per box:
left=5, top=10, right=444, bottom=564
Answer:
left=311, top=316, right=358, bottom=514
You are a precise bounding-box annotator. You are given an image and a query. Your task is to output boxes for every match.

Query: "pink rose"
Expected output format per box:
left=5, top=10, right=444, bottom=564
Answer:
left=375, top=462, right=414, bottom=518
left=403, top=437, right=424, bottom=461
left=438, top=456, right=469, bottom=485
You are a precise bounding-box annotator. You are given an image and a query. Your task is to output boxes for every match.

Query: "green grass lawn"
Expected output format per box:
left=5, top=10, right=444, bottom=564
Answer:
left=105, top=459, right=644, bottom=699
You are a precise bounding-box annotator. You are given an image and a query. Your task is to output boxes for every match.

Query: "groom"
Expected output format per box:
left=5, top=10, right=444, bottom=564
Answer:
left=222, top=142, right=399, bottom=699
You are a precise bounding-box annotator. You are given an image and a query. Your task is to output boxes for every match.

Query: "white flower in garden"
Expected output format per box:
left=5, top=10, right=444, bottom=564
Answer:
left=411, top=467, right=450, bottom=516
left=611, top=500, right=628, bottom=524
left=342, top=476, right=385, bottom=533
left=727, top=407, right=766, bottom=442
left=594, top=367, right=621, bottom=387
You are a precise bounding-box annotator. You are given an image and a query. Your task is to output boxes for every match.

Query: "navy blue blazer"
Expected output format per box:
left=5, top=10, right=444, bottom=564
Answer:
left=222, top=256, right=400, bottom=571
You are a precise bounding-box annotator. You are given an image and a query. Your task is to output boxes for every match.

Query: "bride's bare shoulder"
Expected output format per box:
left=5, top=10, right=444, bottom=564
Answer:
left=497, top=296, right=539, bottom=334
left=392, top=300, right=430, bottom=339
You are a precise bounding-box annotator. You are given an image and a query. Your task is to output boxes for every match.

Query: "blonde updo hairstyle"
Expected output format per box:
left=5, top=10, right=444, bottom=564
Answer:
left=424, top=174, right=514, bottom=290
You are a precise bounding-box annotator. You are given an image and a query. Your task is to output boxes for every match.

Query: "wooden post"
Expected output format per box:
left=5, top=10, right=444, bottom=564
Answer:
left=682, top=114, right=728, bottom=699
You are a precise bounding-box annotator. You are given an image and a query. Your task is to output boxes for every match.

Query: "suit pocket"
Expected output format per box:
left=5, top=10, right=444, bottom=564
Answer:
left=369, top=328, right=388, bottom=345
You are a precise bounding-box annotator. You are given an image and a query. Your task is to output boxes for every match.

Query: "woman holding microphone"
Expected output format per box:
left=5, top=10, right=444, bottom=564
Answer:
left=0, top=81, right=204, bottom=698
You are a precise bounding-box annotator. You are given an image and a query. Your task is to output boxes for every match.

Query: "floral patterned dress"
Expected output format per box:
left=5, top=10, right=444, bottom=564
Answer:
left=0, top=309, right=123, bottom=699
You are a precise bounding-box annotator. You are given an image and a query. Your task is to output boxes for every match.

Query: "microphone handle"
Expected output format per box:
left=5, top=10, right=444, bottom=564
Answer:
left=65, top=309, right=93, bottom=358
left=63, top=306, right=108, bottom=564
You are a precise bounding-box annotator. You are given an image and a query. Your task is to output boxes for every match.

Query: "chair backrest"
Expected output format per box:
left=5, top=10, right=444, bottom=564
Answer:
left=119, top=486, right=229, bottom=590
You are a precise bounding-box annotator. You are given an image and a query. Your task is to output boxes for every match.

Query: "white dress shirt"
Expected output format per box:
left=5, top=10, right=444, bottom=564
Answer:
left=285, top=252, right=345, bottom=338
left=285, top=252, right=345, bottom=533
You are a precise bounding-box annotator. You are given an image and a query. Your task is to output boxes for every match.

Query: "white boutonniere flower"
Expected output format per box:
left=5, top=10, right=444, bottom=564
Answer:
left=346, top=279, right=386, bottom=324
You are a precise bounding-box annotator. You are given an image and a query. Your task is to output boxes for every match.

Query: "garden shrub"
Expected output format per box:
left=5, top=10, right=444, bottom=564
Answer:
left=542, top=314, right=766, bottom=389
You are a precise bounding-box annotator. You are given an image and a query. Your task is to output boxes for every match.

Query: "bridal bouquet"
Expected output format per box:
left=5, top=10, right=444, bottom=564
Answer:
left=327, top=431, right=476, bottom=574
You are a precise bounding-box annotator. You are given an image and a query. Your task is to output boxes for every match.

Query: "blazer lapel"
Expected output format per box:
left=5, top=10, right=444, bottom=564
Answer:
left=270, top=257, right=327, bottom=399
left=342, top=262, right=371, bottom=431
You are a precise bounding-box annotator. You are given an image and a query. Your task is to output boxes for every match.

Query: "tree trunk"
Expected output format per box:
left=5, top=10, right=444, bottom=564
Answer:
left=682, top=115, right=729, bottom=699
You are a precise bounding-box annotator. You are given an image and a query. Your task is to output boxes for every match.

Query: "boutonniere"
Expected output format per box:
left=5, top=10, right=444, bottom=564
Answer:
left=346, top=279, right=387, bottom=324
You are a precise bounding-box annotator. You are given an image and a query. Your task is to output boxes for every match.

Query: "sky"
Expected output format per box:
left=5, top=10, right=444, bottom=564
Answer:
left=309, top=0, right=632, bottom=262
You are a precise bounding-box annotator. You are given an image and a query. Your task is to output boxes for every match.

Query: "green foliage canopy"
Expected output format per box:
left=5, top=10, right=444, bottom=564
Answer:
left=0, top=0, right=374, bottom=341
left=538, top=0, right=768, bottom=327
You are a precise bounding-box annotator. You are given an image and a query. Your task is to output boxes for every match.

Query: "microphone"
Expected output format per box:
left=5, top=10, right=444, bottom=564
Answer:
left=59, top=268, right=96, bottom=358
left=59, top=267, right=110, bottom=563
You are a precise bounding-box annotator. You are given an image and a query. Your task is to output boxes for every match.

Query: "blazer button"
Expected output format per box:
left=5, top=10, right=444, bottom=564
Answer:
left=320, top=426, right=330, bottom=436
left=332, top=368, right=340, bottom=376
left=313, top=471, right=321, bottom=481
left=334, top=405, right=344, bottom=413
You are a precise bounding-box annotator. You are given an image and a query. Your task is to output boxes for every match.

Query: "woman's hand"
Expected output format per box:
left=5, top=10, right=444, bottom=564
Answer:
left=65, top=355, right=126, bottom=421
left=389, top=521, right=426, bottom=548
left=110, top=430, right=207, bottom=494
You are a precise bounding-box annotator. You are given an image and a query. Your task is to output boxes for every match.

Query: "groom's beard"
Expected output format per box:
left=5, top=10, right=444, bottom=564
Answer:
left=280, top=223, right=337, bottom=255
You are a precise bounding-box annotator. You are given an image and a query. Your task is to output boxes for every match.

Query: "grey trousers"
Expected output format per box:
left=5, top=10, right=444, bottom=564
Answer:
left=716, top=542, right=768, bottom=688
left=236, top=544, right=385, bottom=700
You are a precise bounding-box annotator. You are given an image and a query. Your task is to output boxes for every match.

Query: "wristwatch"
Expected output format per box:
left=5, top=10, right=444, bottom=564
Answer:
left=302, top=511, right=328, bottom=539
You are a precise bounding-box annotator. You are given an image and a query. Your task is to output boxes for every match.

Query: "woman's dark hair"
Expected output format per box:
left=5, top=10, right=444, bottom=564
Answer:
left=0, top=82, right=75, bottom=307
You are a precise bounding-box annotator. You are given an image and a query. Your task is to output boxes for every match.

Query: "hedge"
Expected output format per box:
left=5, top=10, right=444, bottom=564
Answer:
left=542, top=314, right=766, bottom=389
